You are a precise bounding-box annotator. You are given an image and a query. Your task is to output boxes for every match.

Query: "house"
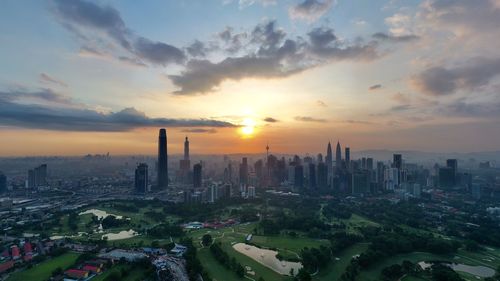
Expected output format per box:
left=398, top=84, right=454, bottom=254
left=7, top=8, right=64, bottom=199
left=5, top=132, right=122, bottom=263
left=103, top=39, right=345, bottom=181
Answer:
left=65, top=269, right=89, bottom=279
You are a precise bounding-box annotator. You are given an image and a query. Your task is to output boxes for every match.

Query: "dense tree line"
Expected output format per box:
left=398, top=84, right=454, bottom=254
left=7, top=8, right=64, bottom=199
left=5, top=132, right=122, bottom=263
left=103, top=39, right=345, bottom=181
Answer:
left=180, top=237, right=212, bottom=281
left=210, top=242, right=245, bottom=278
left=300, top=245, right=332, bottom=273
left=101, top=215, right=129, bottom=229
left=147, top=222, right=184, bottom=238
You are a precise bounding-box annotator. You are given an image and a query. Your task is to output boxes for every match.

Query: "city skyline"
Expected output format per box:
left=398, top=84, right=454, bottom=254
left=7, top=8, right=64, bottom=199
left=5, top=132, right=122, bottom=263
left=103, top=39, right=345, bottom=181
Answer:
left=1, top=0, right=500, bottom=156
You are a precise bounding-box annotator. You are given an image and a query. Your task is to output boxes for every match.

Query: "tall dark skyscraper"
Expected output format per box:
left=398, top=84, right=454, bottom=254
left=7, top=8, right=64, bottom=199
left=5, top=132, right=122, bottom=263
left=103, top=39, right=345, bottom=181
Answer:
left=157, top=128, right=168, bottom=189
left=0, top=172, right=6, bottom=194
left=345, top=147, right=350, bottom=168
left=134, top=163, right=148, bottom=193
left=335, top=141, right=342, bottom=169
left=393, top=154, right=402, bottom=170
left=308, top=163, right=316, bottom=189
left=184, top=136, right=190, bottom=161
left=446, top=159, right=458, bottom=185
left=239, top=157, right=248, bottom=185
left=326, top=142, right=333, bottom=165
left=193, top=163, right=202, bottom=188
left=317, top=162, right=328, bottom=190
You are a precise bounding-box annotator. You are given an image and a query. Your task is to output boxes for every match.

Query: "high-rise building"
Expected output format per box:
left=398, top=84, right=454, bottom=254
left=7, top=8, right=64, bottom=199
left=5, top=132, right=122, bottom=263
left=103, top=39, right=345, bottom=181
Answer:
left=446, top=159, right=458, bottom=185
left=157, top=128, right=168, bottom=190
left=134, top=163, right=148, bottom=193
left=239, top=158, right=248, bottom=185
left=393, top=154, right=402, bottom=170
left=0, top=172, right=6, bottom=193
left=317, top=153, right=323, bottom=163
left=294, top=165, right=304, bottom=189
left=193, top=163, right=202, bottom=188
left=335, top=141, right=342, bottom=169
left=439, top=167, right=455, bottom=189
left=326, top=142, right=332, bottom=165
left=352, top=170, right=370, bottom=195
left=317, top=162, right=328, bottom=190
left=345, top=147, right=350, bottom=169
left=308, top=163, right=316, bottom=189
left=184, top=136, right=190, bottom=161
left=27, top=164, right=47, bottom=188
left=179, top=137, right=191, bottom=182
left=366, top=158, right=374, bottom=170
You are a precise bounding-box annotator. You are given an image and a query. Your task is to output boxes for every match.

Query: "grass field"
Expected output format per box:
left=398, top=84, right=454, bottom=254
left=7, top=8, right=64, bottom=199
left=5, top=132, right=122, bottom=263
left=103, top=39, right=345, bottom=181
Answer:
left=314, top=243, right=370, bottom=281
left=7, top=252, right=81, bottom=281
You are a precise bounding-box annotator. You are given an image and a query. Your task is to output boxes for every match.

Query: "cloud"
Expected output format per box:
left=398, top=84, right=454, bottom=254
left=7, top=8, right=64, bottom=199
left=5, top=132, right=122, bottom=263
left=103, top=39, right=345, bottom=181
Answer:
left=39, top=73, right=68, bottom=88
left=51, top=0, right=185, bottom=66
left=0, top=88, right=73, bottom=105
left=390, top=104, right=413, bottom=111
left=439, top=99, right=500, bottom=118
left=412, top=57, right=500, bottom=96
left=263, top=117, right=279, bottom=123
left=307, top=27, right=379, bottom=62
left=186, top=40, right=210, bottom=57
left=289, top=0, right=336, bottom=22
left=420, top=0, right=500, bottom=34
left=372, top=32, right=419, bottom=43
left=0, top=89, right=234, bottom=131
left=392, top=92, right=411, bottom=104
left=294, top=116, right=327, bottom=122
left=169, top=55, right=304, bottom=95
left=169, top=23, right=381, bottom=95
left=369, top=84, right=382, bottom=90
left=316, top=100, right=327, bottom=107
left=237, top=0, right=277, bottom=8
left=217, top=27, right=248, bottom=53
left=181, top=128, right=217, bottom=134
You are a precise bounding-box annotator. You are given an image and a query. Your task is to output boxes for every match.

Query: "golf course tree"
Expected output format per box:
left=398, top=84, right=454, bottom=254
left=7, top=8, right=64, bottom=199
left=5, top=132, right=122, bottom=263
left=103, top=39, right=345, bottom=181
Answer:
left=300, top=246, right=332, bottom=273
left=180, top=237, right=212, bottom=281
left=294, top=268, right=312, bottom=281
left=210, top=242, right=245, bottom=277
left=202, top=234, right=212, bottom=246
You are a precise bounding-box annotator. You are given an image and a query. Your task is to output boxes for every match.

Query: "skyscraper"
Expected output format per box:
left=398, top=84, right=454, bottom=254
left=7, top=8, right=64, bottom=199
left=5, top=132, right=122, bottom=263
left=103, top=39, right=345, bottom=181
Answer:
left=239, top=157, right=248, bottom=185
left=184, top=136, right=190, bottom=161
left=157, top=128, right=168, bottom=190
left=393, top=154, right=402, bottom=170
left=27, top=164, right=47, bottom=188
left=336, top=141, right=342, bottom=169
left=193, top=163, right=202, bottom=188
left=179, top=136, right=191, bottom=182
left=345, top=147, right=350, bottom=169
left=317, top=162, right=328, bottom=190
left=326, top=142, right=333, bottom=166
left=308, top=163, right=316, bottom=189
left=0, top=172, right=6, bottom=194
left=134, top=163, right=148, bottom=193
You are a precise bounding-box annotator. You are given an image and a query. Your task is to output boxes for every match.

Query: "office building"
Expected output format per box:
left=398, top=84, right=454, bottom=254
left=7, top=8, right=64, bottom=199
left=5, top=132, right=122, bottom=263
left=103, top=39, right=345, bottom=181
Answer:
left=157, top=128, right=168, bottom=189
left=0, top=172, right=6, bottom=193
left=134, top=163, right=148, bottom=193
left=193, top=163, right=202, bottom=188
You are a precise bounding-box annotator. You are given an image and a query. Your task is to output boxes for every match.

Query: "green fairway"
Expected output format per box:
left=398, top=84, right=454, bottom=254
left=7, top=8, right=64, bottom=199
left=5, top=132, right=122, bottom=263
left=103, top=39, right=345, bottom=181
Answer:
left=188, top=223, right=293, bottom=281
left=314, top=243, right=369, bottom=281
left=7, top=252, right=81, bottom=281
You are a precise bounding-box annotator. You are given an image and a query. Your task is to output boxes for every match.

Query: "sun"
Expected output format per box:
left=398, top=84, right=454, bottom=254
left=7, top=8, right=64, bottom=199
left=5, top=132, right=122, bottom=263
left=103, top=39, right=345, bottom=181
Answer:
left=239, top=118, right=256, bottom=138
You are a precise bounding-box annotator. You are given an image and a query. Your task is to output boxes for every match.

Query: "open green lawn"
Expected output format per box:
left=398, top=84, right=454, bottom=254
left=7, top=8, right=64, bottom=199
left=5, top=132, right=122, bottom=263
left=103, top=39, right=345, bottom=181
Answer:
left=314, top=243, right=370, bottom=281
left=7, top=252, right=81, bottom=281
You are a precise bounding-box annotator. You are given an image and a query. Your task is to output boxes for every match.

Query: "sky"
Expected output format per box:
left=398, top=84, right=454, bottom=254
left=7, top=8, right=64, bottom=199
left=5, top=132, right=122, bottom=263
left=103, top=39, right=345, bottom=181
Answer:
left=1, top=0, right=500, bottom=156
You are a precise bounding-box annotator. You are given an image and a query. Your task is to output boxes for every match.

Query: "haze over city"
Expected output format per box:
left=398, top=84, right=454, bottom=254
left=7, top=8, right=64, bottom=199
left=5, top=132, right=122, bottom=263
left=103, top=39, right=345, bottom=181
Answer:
left=1, top=0, right=500, bottom=156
